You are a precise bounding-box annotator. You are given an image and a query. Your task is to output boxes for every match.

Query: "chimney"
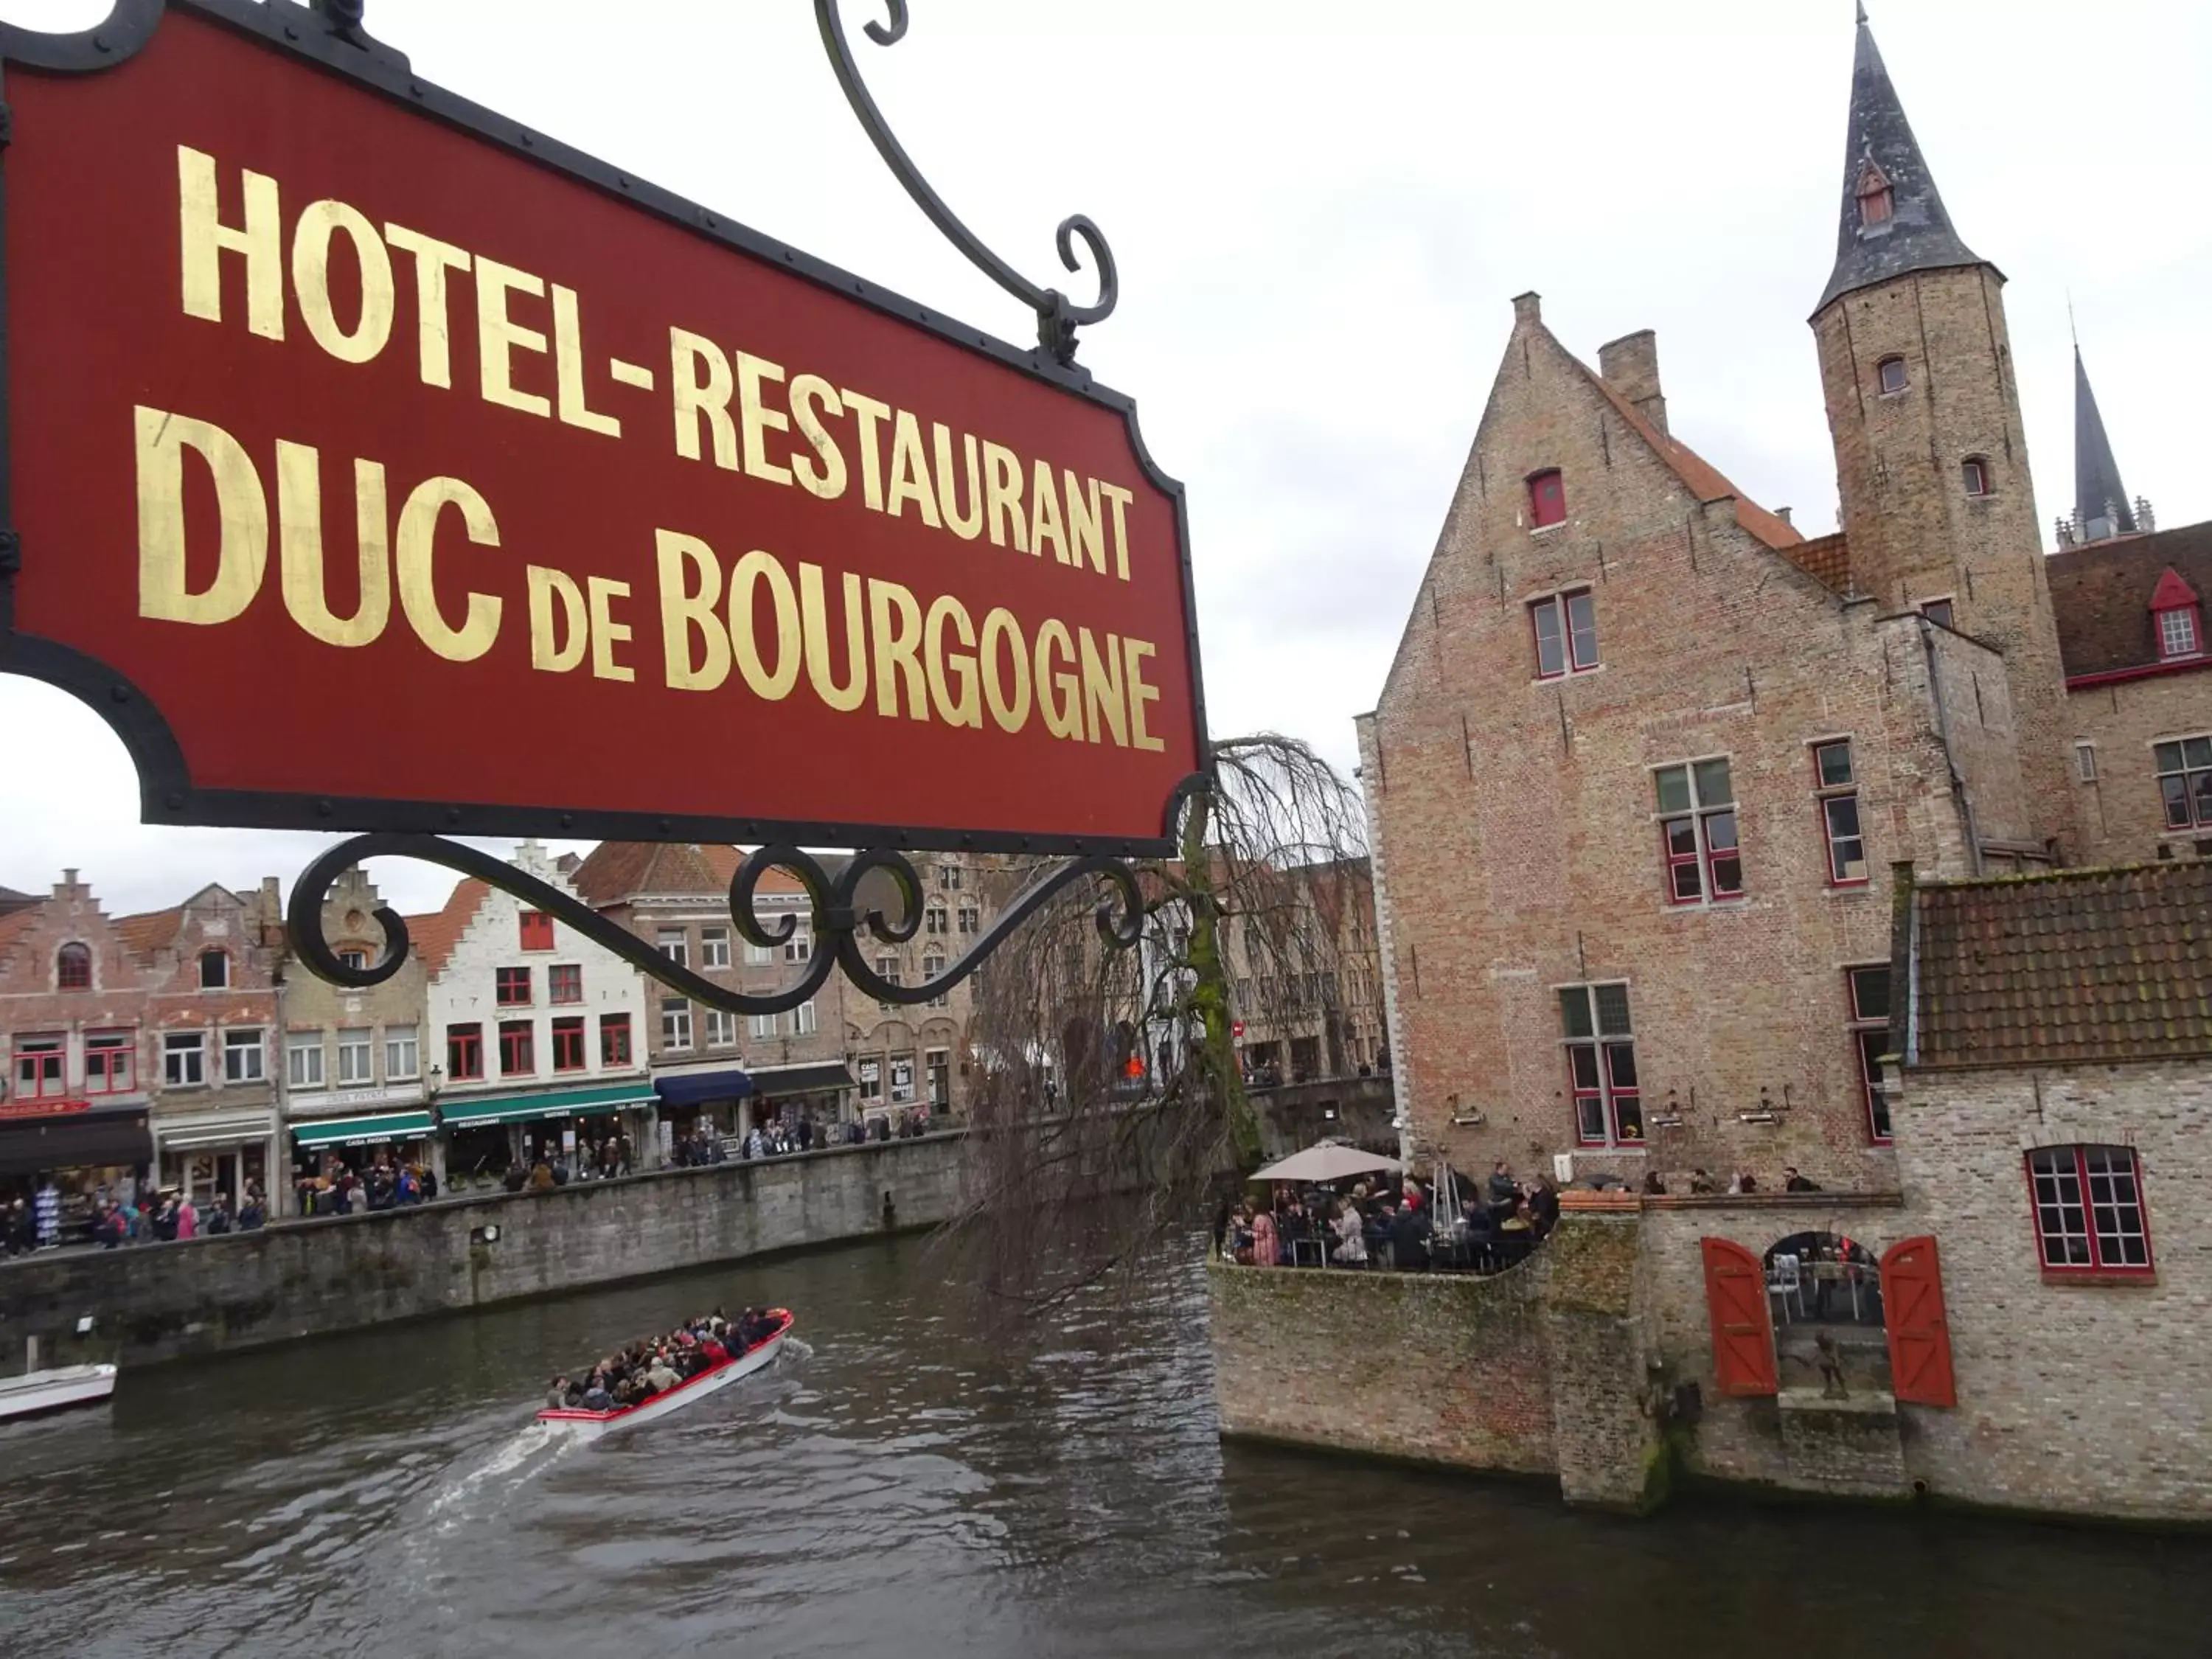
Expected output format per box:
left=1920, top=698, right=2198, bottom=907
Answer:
left=1511, top=291, right=1543, bottom=326
left=1598, top=329, right=1667, bottom=435
left=1775, top=507, right=1793, bottom=526
left=61, top=868, right=78, bottom=886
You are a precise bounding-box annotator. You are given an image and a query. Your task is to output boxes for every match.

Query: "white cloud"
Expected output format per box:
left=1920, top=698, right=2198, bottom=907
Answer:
left=0, top=0, right=2202, bottom=909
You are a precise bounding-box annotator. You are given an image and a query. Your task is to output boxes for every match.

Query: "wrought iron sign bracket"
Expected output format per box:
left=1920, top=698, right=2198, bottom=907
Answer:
left=288, top=834, right=1146, bottom=1015
left=815, top=0, right=1118, bottom=368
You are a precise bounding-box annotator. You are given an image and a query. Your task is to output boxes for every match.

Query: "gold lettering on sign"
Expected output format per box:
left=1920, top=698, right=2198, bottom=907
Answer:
left=177, top=147, right=283, bottom=340
left=788, top=377, right=848, bottom=501
left=655, top=529, right=729, bottom=691
left=382, top=223, right=470, bottom=389
left=527, top=565, right=588, bottom=673
left=728, top=549, right=801, bottom=702
left=924, top=594, right=982, bottom=728
left=474, top=257, right=552, bottom=419
left=669, top=330, right=737, bottom=469
left=799, top=563, right=869, bottom=713
left=395, top=478, right=503, bottom=661
left=868, top=578, right=927, bottom=720
left=587, top=577, right=634, bottom=682
left=1034, top=620, right=1081, bottom=740
left=135, top=405, right=269, bottom=625
left=276, top=442, right=390, bottom=647
left=736, top=352, right=793, bottom=487
left=291, top=199, right=394, bottom=364
left=552, top=285, right=621, bottom=437
left=979, top=608, right=1032, bottom=733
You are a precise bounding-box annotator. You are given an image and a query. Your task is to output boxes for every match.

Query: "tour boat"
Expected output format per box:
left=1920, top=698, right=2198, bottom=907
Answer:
left=0, top=1362, right=118, bottom=1423
left=535, top=1310, right=793, bottom=1437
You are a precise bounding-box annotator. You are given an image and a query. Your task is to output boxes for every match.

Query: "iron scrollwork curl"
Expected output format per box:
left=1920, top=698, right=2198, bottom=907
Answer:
left=815, top=0, right=1119, bottom=366
left=288, top=832, right=1142, bottom=1015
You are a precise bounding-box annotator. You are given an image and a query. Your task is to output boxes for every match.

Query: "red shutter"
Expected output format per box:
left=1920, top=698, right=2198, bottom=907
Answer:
left=1700, top=1237, right=1776, bottom=1397
left=1880, top=1235, right=1958, bottom=1408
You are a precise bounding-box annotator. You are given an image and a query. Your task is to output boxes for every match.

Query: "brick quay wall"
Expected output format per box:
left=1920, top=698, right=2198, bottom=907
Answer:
left=1, top=1132, right=970, bottom=1368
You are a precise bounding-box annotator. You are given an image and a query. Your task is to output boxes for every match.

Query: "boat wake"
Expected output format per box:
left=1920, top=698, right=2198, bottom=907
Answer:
left=417, top=1422, right=580, bottom=1531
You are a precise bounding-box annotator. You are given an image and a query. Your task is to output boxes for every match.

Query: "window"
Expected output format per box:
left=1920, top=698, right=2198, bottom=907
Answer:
left=13, top=1035, right=65, bottom=1099
left=1876, top=355, right=1907, bottom=395
left=519, top=910, right=554, bottom=951
left=751, top=1012, right=779, bottom=1040
left=599, top=1013, right=633, bottom=1068
left=2075, top=741, right=2098, bottom=783
left=858, top=1057, right=883, bottom=1102
left=288, top=1032, right=324, bottom=1088
left=926, top=905, right=948, bottom=936
left=1527, top=468, right=1566, bottom=529
left=1655, top=757, right=1743, bottom=903
left=498, top=1020, right=535, bottom=1075
left=447, top=1023, right=484, bottom=1080
left=337, top=949, right=368, bottom=970
left=495, top=965, right=532, bottom=1007
left=658, top=929, right=688, bottom=967
left=56, top=942, right=91, bottom=990
left=890, top=1055, right=917, bottom=1104
left=1846, top=967, right=1892, bottom=1144
left=223, top=1028, right=265, bottom=1085
left=549, top=964, right=583, bottom=1005
left=877, top=951, right=902, bottom=1009
left=2027, top=1145, right=2152, bottom=1276
left=552, top=1016, right=587, bottom=1072
left=927, top=1048, right=950, bottom=1106
left=705, top=1008, right=737, bottom=1047
left=661, top=997, right=692, bottom=1050
left=2154, top=737, right=2212, bottom=832
left=925, top=950, right=948, bottom=1009
left=2158, top=606, right=2201, bottom=661
left=958, top=906, right=978, bottom=935
left=785, top=925, right=812, bottom=963
left=164, top=1030, right=206, bottom=1087
left=1921, top=598, right=1955, bottom=630
left=385, top=1024, right=420, bottom=1080
left=1857, top=160, right=1893, bottom=226
left=1961, top=457, right=1992, bottom=497
left=793, top=1000, right=818, bottom=1036
left=336, top=1026, right=373, bottom=1085
left=1530, top=588, right=1599, bottom=679
left=701, top=927, right=731, bottom=969
left=86, top=1031, right=133, bottom=1095
left=1559, top=984, right=1641, bottom=1146
left=744, top=936, right=773, bottom=966
left=939, top=865, right=963, bottom=891
left=198, top=949, right=229, bottom=990
left=1813, top=739, right=1868, bottom=886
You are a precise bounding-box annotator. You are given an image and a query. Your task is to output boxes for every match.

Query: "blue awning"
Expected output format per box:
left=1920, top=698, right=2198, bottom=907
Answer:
left=654, top=1068, right=753, bottom=1108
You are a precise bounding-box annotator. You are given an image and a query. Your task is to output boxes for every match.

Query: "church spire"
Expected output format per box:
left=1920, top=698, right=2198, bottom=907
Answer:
left=2073, top=344, right=2136, bottom=540
left=1815, top=8, right=1988, bottom=313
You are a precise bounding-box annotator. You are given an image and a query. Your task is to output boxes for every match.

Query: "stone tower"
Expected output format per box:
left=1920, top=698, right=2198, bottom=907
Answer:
left=1810, top=7, right=2074, bottom=848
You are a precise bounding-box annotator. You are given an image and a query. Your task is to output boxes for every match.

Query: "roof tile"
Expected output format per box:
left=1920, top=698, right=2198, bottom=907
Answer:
left=2048, top=520, right=2212, bottom=678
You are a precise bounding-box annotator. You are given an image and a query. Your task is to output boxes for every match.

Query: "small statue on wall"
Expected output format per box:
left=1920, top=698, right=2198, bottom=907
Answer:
left=1813, top=1329, right=1849, bottom=1399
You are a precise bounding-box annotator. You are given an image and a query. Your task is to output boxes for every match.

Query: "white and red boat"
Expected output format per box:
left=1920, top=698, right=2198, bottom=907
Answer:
left=535, top=1310, right=793, bottom=1438
left=0, top=1362, right=117, bottom=1423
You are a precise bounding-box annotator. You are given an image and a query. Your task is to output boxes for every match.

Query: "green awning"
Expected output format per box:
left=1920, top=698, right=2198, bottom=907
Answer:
left=293, top=1110, right=437, bottom=1149
left=439, top=1082, right=658, bottom=1130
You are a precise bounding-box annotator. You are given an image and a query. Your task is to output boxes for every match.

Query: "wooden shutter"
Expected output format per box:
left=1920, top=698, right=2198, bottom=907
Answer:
left=1880, top=1235, right=1958, bottom=1408
left=1700, top=1237, right=1776, bottom=1397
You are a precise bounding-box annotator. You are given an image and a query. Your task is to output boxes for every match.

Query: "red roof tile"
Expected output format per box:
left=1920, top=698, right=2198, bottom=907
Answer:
left=571, top=841, right=752, bottom=905
left=1778, top=531, right=1851, bottom=594
left=0, top=903, right=44, bottom=960
left=403, top=878, right=490, bottom=977
left=114, top=907, right=184, bottom=956
left=1913, top=862, right=2212, bottom=1068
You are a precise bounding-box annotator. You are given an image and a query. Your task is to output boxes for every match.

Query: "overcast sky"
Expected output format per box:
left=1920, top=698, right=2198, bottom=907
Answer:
left=1, top=0, right=2204, bottom=914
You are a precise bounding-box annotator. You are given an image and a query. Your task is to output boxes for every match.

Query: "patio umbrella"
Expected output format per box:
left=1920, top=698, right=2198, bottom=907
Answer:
left=1250, top=1144, right=1404, bottom=1184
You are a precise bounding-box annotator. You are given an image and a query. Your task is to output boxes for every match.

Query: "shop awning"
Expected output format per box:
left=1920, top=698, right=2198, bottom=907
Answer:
left=745, top=1062, right=856, bottom=1096
left=439, top=1082, right=658, bottom=1130
left=654, top=1068, right=753, bottom=1108
left=293, top=1110, right=437, bottom=1149
left=0, top=1103, right=153, bottom=1176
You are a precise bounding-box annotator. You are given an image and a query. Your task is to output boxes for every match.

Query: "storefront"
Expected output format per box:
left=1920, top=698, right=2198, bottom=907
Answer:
left=652, top=1065, right=752, bottom=1158
left=743, top=1062, right=856, bottom=1135
left=0, top=1098, right=154, bottom=1245
left=437, top=1082, right=658, bottom=1189
left=154, top=1106, right=277, bottom=1210
left=291, top=1110, right=439, bottom=1204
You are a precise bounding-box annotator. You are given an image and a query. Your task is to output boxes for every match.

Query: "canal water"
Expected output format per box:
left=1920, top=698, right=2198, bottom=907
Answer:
left=4, top=1233, right=2208, bottom=1658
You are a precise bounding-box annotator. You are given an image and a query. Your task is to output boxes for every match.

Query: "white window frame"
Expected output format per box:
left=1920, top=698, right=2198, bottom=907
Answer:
left=2158, top=607, right=2201, bottom=661
left=700, top=927, right=731, bottom=969
left=793, top=1000, right=818, bottom=1036
left=661, top=997, right=693, bottom=1050
left=751, top=1012, right=779, bottom=1040
left=657, top=929, right=688, bottom=968
left=785, top=925, right=812, bottom=964
left=705, top=1007, right=738, bottom=1048
left=1529, top=586, right=1599, bottom=681
left=335, top=1027, right=374, bottom=1086
left=2075, top=740, right=2098, bottom=783
left=385, top=1024, right=420, bottom=1081
left=858, top=1057, right=883, bottom=1102
left=1812, top=737, right=1868, bottom=886
left=164, top=1029, right=207, bottom=1088
left=890, top=1055, right=916, bottom=1104
left=288, top=1032, right=325, bottom=1089
left=222, top=1027, right=265, bottom=1085
left=925, top=1048, right=950, bottom=1105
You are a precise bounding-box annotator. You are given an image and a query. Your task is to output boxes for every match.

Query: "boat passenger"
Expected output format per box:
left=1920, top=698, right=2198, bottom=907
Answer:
left=546, top=1376, right=570, bottom=1409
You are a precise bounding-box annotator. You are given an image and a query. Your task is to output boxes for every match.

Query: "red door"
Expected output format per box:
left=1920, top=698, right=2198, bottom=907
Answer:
left=1700, top=1237, right=1777, bottom=1397
left=1880, top=1235, right=1958, bottom=1407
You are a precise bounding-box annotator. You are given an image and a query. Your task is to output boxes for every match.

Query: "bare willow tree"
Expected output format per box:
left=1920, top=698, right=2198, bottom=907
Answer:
left=943, top=733, right=1381, bottom=1314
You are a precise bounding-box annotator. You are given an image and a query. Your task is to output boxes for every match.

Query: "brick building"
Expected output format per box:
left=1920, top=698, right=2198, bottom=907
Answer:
left=1360, top=10, right=2199, bottom=1192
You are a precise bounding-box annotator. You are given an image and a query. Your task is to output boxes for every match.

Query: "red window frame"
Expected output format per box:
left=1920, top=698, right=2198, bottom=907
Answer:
left=1961, top=457, right=1992, bottom=497
left=1846, top=966, right=1892, bottom=1144
left=599, top=1013, right=633, bottom=1068
left=495, top=965, right=532, bottom=1007
left=13, top=1034, right=66, bottom=1099
left=446, top=1023, right=484, bottom=1081
left=519, top=910, right=555, bottom=952
left=498, top=1020, right=535, bottom=1077
left=85, top=1029, right=134, bottom=1095
left=2025, top=1145, right=2153, bottom=1278
left=56, top=942, right=91, bottom=990
left=1562, top=984, right=1642, bottom=1147
left=1527, top=469, right=1566, bottom=529
left=551, top=1017, right=587, bottom=1073
left=1657, top=759, right=1742, bottom=905
left=2154, top=737, right=2212, bottom=832
left=549, top=964, right=583, bottom=1005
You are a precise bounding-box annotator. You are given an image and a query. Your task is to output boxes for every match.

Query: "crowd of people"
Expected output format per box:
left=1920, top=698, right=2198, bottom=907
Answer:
left=2, top=1181, right=270, bottom=1253
left=1221, top=1161, right=1565, bottom=1275
left=298, top=1159, right=437, bottom=1216
left=667, top=1107, right=936, bottom=1169
left=546, top=1306, right=787, bottom=1414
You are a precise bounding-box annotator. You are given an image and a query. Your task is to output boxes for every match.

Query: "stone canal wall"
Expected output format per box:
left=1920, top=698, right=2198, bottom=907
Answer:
left=0, top=1132, right=970, bottom=1368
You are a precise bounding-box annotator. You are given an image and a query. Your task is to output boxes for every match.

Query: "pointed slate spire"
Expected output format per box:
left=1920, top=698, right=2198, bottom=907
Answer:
left=1815, top=9, right=1987, bottom=313
left=2073, top=345, right=2136, bottom=538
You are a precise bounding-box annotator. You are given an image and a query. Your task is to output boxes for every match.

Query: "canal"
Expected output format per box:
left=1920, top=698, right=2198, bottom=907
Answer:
left=4, top=1231, right=2208, bottom=1658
